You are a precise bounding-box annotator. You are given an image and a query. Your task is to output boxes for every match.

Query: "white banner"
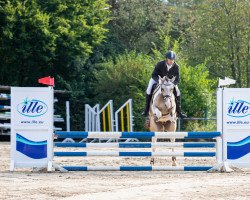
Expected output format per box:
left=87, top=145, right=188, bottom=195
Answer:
left=222, top=88, right=250, bottom=168
left=10, top=87, right=54, bottom=171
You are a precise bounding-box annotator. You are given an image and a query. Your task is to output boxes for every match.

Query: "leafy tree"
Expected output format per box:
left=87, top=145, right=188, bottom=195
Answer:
left=0, top=0, right=110, bottom=88
left=105, top=0, right=172, bottom=55
left=94, top=51, right=154, bottom=130
left=178, top=60, right=216, bottom=117
left=0, top=0, right=111, bottom=130
left=0, top=0, right=56, bottom=85
left=181, top=0, right=250, bottom=87
left=39, top=0, right=110, bottom=89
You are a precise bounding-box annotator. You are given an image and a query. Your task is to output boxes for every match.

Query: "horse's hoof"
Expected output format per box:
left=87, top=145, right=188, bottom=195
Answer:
left=172, top=157, right=176, bottom=161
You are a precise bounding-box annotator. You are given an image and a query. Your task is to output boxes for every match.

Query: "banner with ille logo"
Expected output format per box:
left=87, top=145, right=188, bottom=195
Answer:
left=218, top=88, right=250, bottom=168
left=10, top=87, right=54, bottom=171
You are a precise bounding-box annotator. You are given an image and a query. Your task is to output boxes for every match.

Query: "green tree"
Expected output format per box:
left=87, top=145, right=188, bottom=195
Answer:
left=0, top=0, right=56, bottom=85
left=43, top=0, right=111, bottom=130
left=39, top=0, right=110, bottom=89
left=94, top=51, right=154, bottom=130
left=106, top=0, right=172, bottom=55
left=0, top=0, right=111, bottom=130
left=181, top=0, right=250, bottom=87
left=0, top=0, right=110, bottom=88
left=178, top=60, right=216, bottom=118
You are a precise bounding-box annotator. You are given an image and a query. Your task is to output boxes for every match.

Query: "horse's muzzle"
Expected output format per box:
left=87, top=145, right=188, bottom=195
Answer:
left=163, top=95, right=171, bottom=100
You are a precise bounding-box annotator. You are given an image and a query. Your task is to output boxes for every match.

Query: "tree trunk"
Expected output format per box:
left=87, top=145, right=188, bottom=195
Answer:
left=228, top=29, right=237, bottom=82
left=234, top=29, right=242, bottom=87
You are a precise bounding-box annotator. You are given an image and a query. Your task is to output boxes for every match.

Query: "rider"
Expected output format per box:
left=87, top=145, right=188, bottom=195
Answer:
left=142, top=50, right=187, bottom=118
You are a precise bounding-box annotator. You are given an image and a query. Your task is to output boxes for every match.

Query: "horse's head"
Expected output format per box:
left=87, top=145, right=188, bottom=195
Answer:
left=158, top=75, right=175, bottom=99
left=151, top=76, right=176, bottom=121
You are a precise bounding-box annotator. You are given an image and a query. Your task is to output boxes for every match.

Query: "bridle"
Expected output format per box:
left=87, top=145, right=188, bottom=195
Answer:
left=158, top=82, right=175, bottom=111
left=159, top=82, right=174, bottom=100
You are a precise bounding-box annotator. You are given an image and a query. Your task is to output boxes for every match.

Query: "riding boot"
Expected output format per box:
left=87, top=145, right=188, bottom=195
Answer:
left=141, top=94, right=152, bottom=117
left=175, top=96, right=187, bottom=118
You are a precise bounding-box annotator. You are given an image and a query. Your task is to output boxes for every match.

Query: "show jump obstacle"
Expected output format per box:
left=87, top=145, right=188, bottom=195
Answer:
left=53, top=131, right=221, bottom=171
left=10, top=87, right=250, bottom=172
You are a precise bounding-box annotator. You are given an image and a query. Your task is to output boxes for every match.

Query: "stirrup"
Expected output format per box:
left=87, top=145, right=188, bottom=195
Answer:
left=177, top=112, right=187, bottom=119
left=141, top=110, right=149, bottom=117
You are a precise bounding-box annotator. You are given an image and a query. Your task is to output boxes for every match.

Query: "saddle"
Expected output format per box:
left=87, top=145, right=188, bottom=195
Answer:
left=152, top=83, right=158, bottom=95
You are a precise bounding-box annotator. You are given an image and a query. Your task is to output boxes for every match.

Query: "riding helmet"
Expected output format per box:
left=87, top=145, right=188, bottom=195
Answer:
left=165, top=51, right=176, bottom=60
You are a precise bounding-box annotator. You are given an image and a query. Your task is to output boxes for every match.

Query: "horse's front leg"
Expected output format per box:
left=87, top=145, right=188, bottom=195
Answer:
left=169, top=107, right=177, bottom=123
left=170, top=113, right=176, bottom=124
left=153, top=106, right=162, bottom=120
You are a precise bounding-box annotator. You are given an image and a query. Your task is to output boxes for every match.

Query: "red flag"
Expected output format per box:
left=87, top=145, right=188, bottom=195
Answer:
left=38, top=76, right=54, bottom=86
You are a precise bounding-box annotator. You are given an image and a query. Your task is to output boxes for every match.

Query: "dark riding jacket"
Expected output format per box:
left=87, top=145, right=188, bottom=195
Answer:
left=152, top=61, right=180, bottom=85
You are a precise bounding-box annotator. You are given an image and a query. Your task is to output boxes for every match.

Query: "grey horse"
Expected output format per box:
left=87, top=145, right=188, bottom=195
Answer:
left=149, top=75, right=177, bottom=166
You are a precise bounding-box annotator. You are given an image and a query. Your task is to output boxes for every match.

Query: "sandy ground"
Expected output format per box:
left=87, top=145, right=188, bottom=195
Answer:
left=0, top=142, right=250, bottom=200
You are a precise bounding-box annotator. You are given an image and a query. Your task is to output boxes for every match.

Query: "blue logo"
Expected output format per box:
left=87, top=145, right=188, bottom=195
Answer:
left=16, top=133, right=47, bottom=159
left=17, top=98, right=48, bottom=117
left=227, top=136, right=250, bottom=159
left=227, top=98, right=250, bottom=118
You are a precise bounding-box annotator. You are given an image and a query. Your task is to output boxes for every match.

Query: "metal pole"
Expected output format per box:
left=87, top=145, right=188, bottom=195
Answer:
left=92, top=110, right=95, bottom=131
left=217, top=88, right=225, bottom=163
left=66, top=101, right=70, bottom=132
left=85, top=104, right=88, bottom=131
left=115, top=112, right=119, bottom=132
left=121, top=109, right=124, bottom=132
left=216, top=136, right=223, bottom=164
left=129, top=99, right=133, bottom=132
left=95, top=104, right=100, bottom=131
left=126, top=103, right=130, bottom=131
left=110, top=100, right=114, bottom=132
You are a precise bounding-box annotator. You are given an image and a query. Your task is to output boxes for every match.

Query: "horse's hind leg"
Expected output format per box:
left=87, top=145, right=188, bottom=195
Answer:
left=151, top=123, right=164, bottom=165
left=164, top=122, right=177, bottom=166
left=171, top=138, right=177, bottom=166
left=149, top=116, right=158, bottom=165
left=150, top=137, right=157, bottom=165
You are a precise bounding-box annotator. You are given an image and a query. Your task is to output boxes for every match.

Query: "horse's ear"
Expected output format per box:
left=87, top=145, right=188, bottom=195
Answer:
left=170, top=76, right=176, bottom=83
left=158, top=75, right=163, bottom=81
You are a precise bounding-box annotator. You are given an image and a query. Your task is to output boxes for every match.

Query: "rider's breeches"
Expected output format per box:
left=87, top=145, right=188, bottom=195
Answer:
left=146, top=78, right=157, bottom=95
left=146, top=78, right=180, bottom=96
